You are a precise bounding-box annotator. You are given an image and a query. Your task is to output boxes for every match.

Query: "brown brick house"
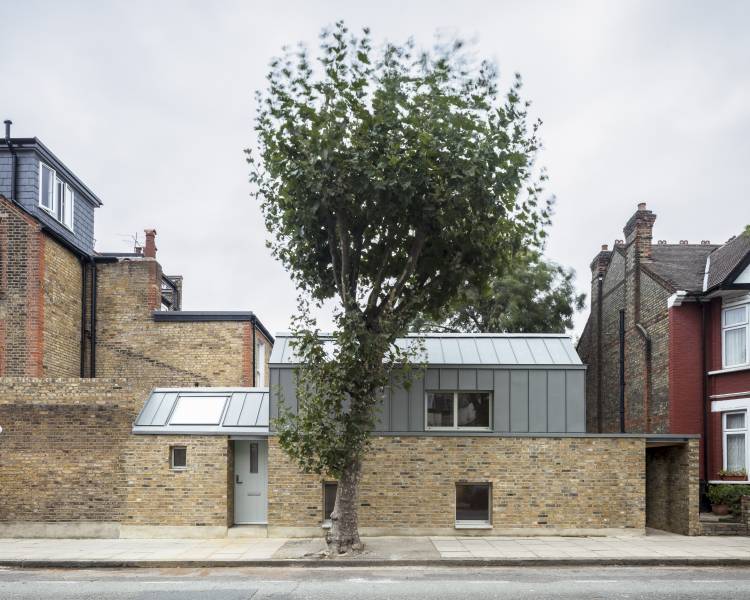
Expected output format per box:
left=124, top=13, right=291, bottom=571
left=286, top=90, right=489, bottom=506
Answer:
left=577, top=203, right=750, bottom=505
left=1, top=124, right=700, bottom=538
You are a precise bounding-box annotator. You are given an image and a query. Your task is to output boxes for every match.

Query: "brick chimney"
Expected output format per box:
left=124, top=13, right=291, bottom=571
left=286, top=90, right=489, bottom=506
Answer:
left=590, top=244, right=612, bottom=279
left=623, top=203, right=656, bottom=260
left=144, top=229, right=157, bottom=259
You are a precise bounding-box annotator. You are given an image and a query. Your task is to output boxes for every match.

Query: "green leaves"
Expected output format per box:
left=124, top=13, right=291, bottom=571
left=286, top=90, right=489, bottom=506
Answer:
left=249, top=22, right=549, bottom=478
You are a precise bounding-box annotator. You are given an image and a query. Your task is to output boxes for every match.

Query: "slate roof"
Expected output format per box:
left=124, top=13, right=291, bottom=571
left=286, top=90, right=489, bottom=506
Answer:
left=133, top=388, right=269, bottom=435
left=705, top=233, right=750, bottom=291
left=644, top=244, right=718, bottom=292
left=269, top=333, right=583, bottom=367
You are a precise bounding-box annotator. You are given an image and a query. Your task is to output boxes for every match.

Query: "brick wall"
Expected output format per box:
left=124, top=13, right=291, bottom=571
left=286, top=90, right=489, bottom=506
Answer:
left=122, top=435, right=231, bottom=527
left=268, top=435, right=646, bottom=533
left=95, top=259, right=271, bottom=388
left=42, top=236, right=83, bottom=377
left=645, top=440, right=700, bottom=535
left=0, top=196, right=44, bottom=376
left=0, top=378, right=137, bottom=523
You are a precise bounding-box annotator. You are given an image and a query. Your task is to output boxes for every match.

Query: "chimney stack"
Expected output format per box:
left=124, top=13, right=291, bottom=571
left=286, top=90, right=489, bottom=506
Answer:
left=623, top=202, right=656, bottom=260
left=144, top=229, right=157, bottom=259
left=590, top=243, right=612, bottom=279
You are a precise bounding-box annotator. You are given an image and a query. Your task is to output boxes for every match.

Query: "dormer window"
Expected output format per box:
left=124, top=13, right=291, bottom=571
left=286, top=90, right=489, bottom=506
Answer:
left=39, top=162, right=74, bottom=230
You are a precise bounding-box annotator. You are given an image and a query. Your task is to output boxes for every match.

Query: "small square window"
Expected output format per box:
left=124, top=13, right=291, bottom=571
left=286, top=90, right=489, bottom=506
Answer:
left=323, top=482, right=338, bottom=525
left=456, top=483, right=491, bottom=526
left=170, top=446, right=187, bottom=470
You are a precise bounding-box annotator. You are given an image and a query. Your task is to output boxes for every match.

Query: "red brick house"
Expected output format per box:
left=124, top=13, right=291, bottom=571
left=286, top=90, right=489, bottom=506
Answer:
left=578, top=203, right=750, bottom=498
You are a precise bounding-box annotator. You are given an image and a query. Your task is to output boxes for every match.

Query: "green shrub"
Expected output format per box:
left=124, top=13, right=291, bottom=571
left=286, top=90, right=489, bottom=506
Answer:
left=707, top=484, right=750, bottom=515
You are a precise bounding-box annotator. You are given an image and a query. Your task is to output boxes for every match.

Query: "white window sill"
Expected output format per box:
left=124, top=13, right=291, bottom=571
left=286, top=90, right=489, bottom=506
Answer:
left=322, top=521, right=331, bottom=529
left=708, top=480, right=749, bottom=485
left=708, top=364, right=750, bottom=376
left=455, top=522, right=492, bottom=530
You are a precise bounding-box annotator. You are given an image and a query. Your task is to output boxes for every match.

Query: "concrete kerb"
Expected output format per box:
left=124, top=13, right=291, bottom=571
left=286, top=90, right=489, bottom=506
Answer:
left=5, top=558, right=750, bottom=569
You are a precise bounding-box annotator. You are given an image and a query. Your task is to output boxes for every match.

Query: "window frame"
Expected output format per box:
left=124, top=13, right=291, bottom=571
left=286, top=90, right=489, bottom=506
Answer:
left=322, top=481, right=338, bottom=528
left=38, top=161, right=75, bottom=232
left=425, top=390, right=492, bottom=431
left=722, top=302, right=749, bottom=369
left=170, top=445, right=188, bottom=471
left=455, top=482, right=492, bottom=528
left=722, top=411, right=747, bottom=475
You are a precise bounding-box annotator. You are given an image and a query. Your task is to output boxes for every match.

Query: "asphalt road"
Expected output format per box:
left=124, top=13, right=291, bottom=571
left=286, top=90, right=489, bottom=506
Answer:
left=1, top=565, right=750, bottom=599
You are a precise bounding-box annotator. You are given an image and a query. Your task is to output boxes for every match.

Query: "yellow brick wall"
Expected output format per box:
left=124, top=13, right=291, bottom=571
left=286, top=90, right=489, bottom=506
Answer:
left=122, top=435, right=231, bottom=527
left=42, top=236, right=83, bottom=377
left=268, top=435, right=647, bottom=531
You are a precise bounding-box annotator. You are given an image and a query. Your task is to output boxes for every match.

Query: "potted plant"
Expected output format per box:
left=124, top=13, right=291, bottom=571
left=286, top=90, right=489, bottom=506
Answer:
left=718, top=469, right=747, bottom=482
left=707, top=484, right=732, bottom=515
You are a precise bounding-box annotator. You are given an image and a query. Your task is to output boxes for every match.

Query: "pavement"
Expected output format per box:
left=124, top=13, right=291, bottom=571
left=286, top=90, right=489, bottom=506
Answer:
left=2, top=529, right=750, bottom=567
left=3, top=565, right=750, bottom=599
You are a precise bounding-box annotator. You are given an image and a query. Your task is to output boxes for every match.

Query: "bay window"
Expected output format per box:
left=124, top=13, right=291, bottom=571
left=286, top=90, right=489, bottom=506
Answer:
left=38, top=162, right=75, bottom=230
left=723, top=411, right=747, bottom=474
left=426, top=391, right=491, bottom=430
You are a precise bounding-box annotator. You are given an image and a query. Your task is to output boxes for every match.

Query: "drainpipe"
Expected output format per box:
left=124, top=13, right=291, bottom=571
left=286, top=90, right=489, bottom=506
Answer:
left=79, top=258, right=88, bottom=377
left=596, top=273, right=604, bottom=432
left=619, top=309, right=626, bottom=433
left=89, top=257, right=97, bottom=377
left=251, top=318, right=257, bottom=387
left=3, top=120, right=17, bottom=202
left=701, top=301, right=710, bottom=508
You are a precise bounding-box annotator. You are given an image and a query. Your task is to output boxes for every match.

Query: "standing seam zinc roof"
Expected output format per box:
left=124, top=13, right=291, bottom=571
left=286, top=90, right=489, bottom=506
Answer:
left=269, top=334, right=582, bottom=366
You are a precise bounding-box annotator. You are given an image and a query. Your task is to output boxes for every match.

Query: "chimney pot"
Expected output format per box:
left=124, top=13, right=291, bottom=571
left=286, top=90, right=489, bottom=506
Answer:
left=701, top=240, right=711, bottom=245
left=3, top=119, right=11, bottom=140
left=601, top=244, right=608, bottom=251
left=658, top=240, right=667, bottom=245
left=679, top=240, right=688, bottom=245
left=144, top=229, right=157, bottom=259
left=638, top=202, right=647, bottom=210
left=615, top=239, right=624, bottom=245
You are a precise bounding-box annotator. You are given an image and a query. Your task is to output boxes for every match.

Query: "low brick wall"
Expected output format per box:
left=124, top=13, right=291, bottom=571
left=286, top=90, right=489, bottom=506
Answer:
left=268, top=435, right=647, bottom=536
left=0, top=378, right=136, bottom=527
left=645, top=440, right=700, bottom=535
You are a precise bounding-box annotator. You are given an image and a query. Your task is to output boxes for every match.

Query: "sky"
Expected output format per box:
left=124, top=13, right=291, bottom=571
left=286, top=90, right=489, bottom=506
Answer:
left=3, top=0, right=749, bottom=338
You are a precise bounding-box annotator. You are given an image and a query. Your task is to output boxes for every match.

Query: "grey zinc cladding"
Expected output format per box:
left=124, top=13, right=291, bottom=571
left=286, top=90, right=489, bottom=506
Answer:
left=0, top=139, right=100, bottom=254
left=269, top=333, right=587, bottom=434
left=132, top=388, right=270, bottom=435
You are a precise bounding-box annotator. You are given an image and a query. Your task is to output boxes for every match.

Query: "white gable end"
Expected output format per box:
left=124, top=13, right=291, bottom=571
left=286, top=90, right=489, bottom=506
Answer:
left=735, top=262, right=750, bottom=284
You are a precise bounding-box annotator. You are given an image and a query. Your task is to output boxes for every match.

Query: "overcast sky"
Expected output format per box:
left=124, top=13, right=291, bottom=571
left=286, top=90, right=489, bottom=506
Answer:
left=3, top=1, right=749, bottom=337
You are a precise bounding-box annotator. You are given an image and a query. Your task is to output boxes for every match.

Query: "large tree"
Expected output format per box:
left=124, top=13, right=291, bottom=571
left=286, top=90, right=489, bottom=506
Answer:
left=433, top=249, right=586, bottom=334
left=248, top=22, right=547, bottom=553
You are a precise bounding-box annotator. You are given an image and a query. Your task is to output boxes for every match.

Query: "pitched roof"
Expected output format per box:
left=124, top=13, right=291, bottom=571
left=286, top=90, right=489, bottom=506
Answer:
left=705, top=232, right=750, bottom=291
left=643, top=244, right=718, bottom=292
left=269, top=333, right=583, bottom=367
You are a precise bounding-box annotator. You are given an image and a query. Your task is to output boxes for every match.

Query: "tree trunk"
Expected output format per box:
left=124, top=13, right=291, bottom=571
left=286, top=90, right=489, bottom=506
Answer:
left=328, top=457, right=364, bottom=554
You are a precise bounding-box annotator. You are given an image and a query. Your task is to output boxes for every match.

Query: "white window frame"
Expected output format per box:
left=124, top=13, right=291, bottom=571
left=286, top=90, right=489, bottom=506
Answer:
left=722, top=302, right=749, bottom=369
left=38, top=162, right=75, bottom=231
left=170, top=445, right=187, bottom=471
left=455, top=482, right=492, bottom=528
left=722, top=411, right=748, bottom=474
left=425, top=391, right=492, bottom=431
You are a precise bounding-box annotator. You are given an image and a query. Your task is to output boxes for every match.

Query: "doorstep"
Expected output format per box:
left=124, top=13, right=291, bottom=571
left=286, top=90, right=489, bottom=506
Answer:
left=228, top=525, right=268, bottom=538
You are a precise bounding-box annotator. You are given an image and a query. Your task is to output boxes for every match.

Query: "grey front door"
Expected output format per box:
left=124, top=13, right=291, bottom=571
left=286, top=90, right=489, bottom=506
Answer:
left=234, top=440, right=268, bottom=524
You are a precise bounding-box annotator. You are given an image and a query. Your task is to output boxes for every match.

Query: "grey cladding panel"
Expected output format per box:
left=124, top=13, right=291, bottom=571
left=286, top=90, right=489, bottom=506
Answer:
left=425, top=369, right=440, bottom=390
left=374, top=387, right=389, bottom=432
left=529, top=371, right=547, bottom=432
left=278, top=369, right=297, bottom=414
left=493, top=370, right=510, bottom=431
left=391, top=378, right=409, bottom=431
left=510, top=371, right=529, bottom=432
left=440, top=369, right=458, bottom=389
left=477, top=369, right=493, bottom=391
left=547, top=371, right=566, bottom=432
left=458, top=369, right=477, bottom=390
left=408, top=375, right=424, bottom=431
left=566, top=370, right=586, bottom=432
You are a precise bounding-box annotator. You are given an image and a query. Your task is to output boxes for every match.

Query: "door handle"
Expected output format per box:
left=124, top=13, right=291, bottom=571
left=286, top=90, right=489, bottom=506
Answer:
left=236, top=475, right=243, bottom=484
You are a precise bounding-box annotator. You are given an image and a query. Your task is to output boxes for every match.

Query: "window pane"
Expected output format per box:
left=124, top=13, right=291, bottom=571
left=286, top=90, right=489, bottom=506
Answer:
left=456, top=483, right=490, bottom=522
left=171, top=447, right=187, bottom=468
left=40, top=165, right=53, bottom=209
left=457, top=392, right=491, bottom=428
left=727, top=434, right=746, bottom=471
left=725, top=306, right=748, bottom=327
left=169, top=395, right=228, bottom=425
left=56, top=179, right=65, bottom=221
left=725, top=327, right=747, bottom=367
left=726, top=412, right=746, bottom=430
left=324, top=482, right=337, bottom=521
left=249, top=442, right=258, bottom=474
left=427, top=392, right=454, bottom=427
left=64, top=187, right=74, bottom=228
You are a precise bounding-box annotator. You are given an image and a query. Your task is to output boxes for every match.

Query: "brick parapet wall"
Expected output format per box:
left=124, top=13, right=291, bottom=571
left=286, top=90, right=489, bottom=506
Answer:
left=268, top=435, right=646, bottom=532
left=645, top=440, right=700, bottom=535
